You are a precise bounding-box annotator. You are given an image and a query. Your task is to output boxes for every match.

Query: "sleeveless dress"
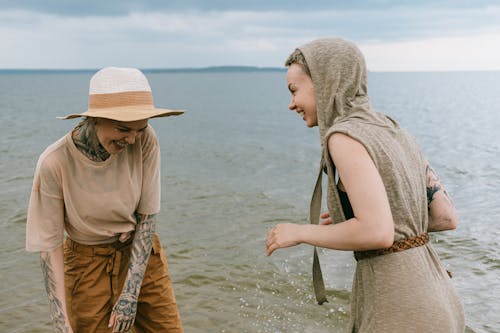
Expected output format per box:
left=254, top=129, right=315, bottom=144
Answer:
left=295, top=38, right=464, bottom=332
left=332, top=143, right=465, bottom=333
left=328, top=122, right=465, bottom=333
left=338, top=178, right=463, bottom=333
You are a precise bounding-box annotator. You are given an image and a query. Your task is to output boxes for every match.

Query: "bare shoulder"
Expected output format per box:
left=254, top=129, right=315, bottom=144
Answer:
left=328, top=132, right=354, bottom=146
left=327, top=132, right=381, bottom=191
left=327, top=132, right=371, bottom=163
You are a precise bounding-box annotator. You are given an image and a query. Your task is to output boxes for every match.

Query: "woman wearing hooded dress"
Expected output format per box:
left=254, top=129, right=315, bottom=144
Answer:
left=266, top=38, right=464, bottom=332
left=26, top=67, right=184, bottom=332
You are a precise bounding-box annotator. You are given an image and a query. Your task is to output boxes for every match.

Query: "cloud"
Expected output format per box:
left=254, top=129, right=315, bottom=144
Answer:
left=0, top=5, right=499, bottom=70
left=361, top=33, right=500, bottom=71
left=1, top=0, right=498, bottom=16
left=0, top=10, right=303, bottom=68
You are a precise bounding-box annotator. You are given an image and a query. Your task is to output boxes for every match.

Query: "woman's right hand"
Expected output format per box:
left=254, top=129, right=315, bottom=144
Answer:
left=319, top=211, right=332, bottom=225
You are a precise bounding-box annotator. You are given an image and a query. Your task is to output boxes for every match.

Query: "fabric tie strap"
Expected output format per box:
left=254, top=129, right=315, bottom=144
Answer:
left=310, top=160, right=328, bottom=305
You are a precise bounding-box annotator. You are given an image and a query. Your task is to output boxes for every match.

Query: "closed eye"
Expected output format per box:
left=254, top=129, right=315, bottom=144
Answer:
left=115, top=125, right=148, bottom=133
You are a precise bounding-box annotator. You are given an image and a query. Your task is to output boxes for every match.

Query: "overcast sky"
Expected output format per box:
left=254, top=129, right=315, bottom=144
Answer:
left=1, top=0, right=499, bottom=71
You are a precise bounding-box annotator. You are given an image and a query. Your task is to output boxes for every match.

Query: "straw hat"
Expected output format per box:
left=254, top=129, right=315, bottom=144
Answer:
left=58, top=67, right=184, bottom=121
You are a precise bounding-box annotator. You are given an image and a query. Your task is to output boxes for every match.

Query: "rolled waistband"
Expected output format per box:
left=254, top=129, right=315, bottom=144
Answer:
left=354, top=232, right=429, bottom=261
left=65, top=236, right=134, bottom=256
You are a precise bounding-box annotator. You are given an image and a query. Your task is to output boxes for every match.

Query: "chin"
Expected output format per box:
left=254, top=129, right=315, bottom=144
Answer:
left=106, top=146, right=120, bottom=155
left=113, top=148, right=126, bottom=155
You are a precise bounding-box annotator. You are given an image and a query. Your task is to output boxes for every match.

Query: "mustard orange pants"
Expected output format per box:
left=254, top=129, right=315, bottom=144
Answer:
left=64, top=234, right=183, bottom=333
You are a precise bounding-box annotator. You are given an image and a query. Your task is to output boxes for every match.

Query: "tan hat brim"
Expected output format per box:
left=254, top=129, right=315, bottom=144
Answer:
left=57, top=106, right=185, bottom=122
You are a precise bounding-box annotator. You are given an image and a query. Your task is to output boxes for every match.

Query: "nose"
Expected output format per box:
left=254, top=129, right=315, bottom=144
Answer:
left=288, top=98, right=296, bottom=111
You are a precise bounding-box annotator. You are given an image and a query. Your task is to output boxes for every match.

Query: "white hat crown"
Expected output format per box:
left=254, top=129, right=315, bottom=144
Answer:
left=57, top=66, right=184, bottom=121
left=89, top=67, right=152, bottom=95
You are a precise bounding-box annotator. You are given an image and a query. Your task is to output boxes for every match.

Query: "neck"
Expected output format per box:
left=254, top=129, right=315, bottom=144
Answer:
left=72, top=120, right=110, bottom=162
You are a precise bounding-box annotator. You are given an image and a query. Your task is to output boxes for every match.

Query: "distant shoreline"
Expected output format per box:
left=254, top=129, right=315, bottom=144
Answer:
left=0, top=66, right=498, bottom=74
left=0, top=66, right=286, bottom=74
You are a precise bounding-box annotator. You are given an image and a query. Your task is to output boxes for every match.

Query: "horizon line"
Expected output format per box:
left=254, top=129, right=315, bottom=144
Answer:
left=0, top=66, right=498, bottom=74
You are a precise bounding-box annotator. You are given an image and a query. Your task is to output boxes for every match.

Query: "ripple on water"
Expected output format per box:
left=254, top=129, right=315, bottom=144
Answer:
left=2, top=71, right=500, bottom=332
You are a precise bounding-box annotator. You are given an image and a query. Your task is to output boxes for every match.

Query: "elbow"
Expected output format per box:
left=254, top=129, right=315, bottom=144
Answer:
left=449, top=207, right=458, bottom=230
left=378, top=228, right=395, bottom=248
left=360, top=215, right=394, bottom=249
left=442, top=206, right=458, bottom=230
left=372, top=220, right=395, bottom=249
left=447, top=214, right=458, bottom=230
left=430, top=209, right=458, bottom=232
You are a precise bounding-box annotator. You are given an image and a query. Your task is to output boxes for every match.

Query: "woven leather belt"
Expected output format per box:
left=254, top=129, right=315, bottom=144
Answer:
left=354, top=232, right=429, bottom=261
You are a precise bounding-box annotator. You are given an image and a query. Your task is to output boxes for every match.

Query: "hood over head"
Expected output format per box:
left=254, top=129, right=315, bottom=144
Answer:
left=292, top=38, right=412, bottom=306
left=297, top=38, right=371, bottom=147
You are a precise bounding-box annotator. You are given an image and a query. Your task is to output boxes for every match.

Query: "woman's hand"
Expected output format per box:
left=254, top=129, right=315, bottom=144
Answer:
left=266, top=223, right=303, bottom=256
left=319, top=211, right=332, bottom=225
left=266, top=212, right=332, bottom=256
left=109, top=293, right=138, bottom=332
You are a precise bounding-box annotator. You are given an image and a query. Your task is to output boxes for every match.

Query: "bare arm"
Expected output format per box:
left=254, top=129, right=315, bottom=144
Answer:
left=267, top=133, right=394, bottom=255
left=40, top=246, right=74, bottom=333
left=426, top=162, right=458, bottom=232
left=108, top=213, right=156, bottom=332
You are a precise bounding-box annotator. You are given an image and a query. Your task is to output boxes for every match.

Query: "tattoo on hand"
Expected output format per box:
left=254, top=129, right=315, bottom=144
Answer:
left=111, top=293, right=138, bottom=332
left=40, top=253, right=71, bottom=333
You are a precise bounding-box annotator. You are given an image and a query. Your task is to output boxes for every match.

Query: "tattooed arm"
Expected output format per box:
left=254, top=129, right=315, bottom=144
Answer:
left=426, top=162, right=458, bottom=232
left=40, top=246, right=74, bottom=333
left=109, top=213, right=157, bottom=332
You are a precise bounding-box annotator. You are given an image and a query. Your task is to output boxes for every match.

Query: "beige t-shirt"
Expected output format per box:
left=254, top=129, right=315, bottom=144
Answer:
left=26, top=125, right=161, bottom=252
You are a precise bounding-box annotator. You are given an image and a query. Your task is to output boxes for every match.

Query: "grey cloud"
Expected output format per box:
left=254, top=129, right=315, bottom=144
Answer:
left=0, top=0, right=498, bottom=16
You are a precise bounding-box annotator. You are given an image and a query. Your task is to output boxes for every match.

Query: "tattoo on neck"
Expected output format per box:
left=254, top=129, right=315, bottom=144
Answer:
left=72, top=120, right=110, bottom=162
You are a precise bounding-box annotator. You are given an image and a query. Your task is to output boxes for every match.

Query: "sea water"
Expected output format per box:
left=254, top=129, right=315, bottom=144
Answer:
left=0, top=69, right=498, bottom=332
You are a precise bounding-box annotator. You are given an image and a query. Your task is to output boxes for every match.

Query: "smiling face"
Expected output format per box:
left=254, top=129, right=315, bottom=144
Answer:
left=94, top=118, right=149, bottom=154
left=286, top=63, right=318, bottom=127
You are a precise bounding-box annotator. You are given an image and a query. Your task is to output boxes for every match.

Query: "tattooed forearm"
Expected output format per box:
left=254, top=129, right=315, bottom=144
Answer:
left=426, top=164, right=448, bottom=205
left=110, top=214, right=156, bottom=331
left=40, top=252, right=71, bottom=333
left=425, top=163, right=458, bottom=231
left=427, top=185, right=441, bottom=205
left=72, top=118, right=110, bottom=162
left=124, top=214, right=156, bottom=295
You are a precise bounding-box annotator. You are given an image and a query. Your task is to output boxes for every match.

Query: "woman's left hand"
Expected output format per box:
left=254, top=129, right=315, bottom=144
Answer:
left=108, top=293, right=138, bottom=332
left=266, top=223, right=302, bottom=256
left=319, top=211, right=333, bottom=225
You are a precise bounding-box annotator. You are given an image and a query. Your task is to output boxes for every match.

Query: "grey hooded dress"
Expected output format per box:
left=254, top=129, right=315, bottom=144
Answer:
left=298, top=38, right=464, bottom=332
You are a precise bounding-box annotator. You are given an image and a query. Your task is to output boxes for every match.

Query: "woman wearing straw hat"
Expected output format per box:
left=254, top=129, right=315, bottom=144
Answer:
left=266, top=39, right=464, bottom=332
left=26, top=67, right=184, bottom=332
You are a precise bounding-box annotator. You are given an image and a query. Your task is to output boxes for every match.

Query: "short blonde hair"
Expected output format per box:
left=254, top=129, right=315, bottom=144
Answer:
left=285, top=49, right=311, bottom=77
